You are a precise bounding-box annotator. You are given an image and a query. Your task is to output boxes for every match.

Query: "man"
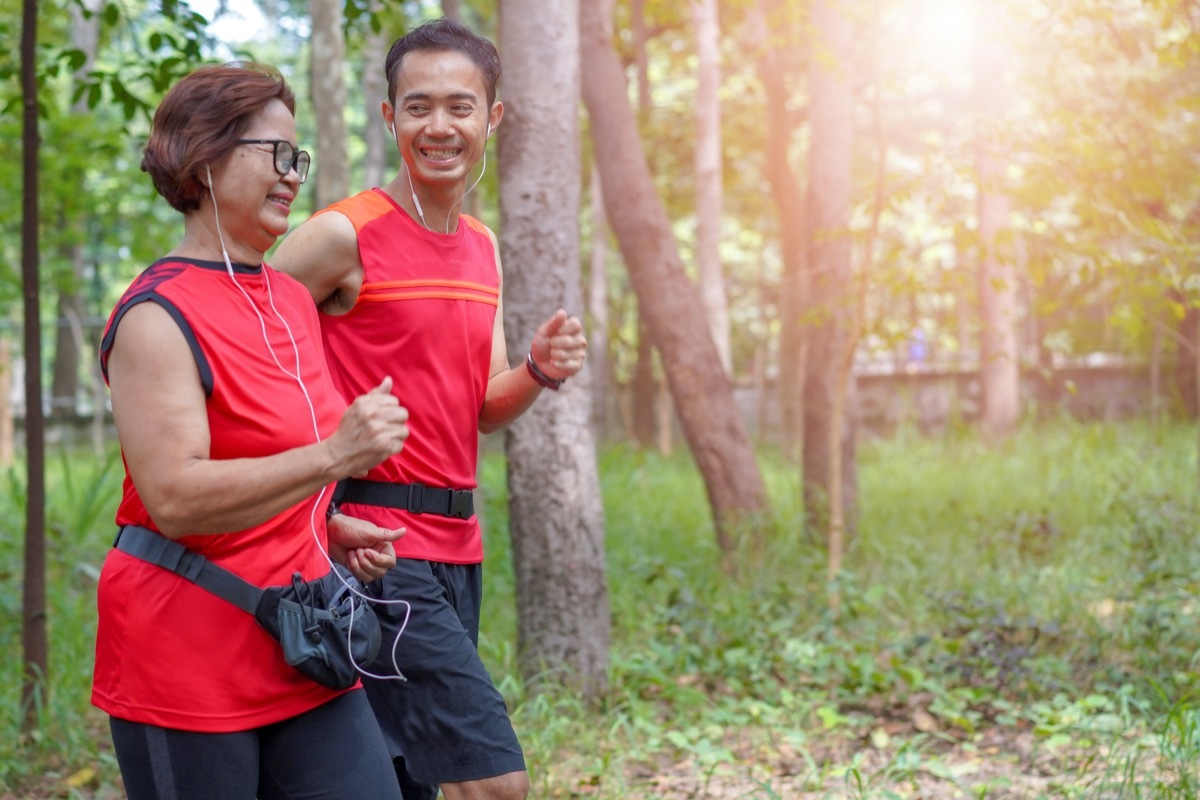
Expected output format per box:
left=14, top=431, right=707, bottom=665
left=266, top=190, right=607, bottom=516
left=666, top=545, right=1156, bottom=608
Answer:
left=271, top=17, right=587, bottom=800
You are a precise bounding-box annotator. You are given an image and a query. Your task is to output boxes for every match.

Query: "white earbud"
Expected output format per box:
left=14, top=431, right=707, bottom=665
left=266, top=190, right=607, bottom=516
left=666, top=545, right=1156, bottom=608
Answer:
left=486, top=122, right=492, bottom=138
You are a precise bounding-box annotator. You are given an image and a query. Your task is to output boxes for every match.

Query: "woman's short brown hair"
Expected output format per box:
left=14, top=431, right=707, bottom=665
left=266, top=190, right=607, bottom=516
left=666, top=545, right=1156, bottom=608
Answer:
left=142, top=62, right=296, bottom=213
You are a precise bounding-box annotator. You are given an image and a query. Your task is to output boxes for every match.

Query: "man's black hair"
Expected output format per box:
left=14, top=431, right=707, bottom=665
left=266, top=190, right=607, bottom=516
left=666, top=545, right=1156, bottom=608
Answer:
left=385, top=17, right=501, bottom=108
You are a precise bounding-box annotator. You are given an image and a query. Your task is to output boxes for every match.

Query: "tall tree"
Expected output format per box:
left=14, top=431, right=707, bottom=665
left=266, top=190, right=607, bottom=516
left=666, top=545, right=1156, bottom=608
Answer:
left=50, top=0, right=102, bottom=420
left=691, top=0, right=731, bottom=374
left=802, top=0, right=856, bottom=543
left=973, top=0, right=1020, bottom=439
left=587, top=162, right=612, bottom=437
left=747, top=0, right=807, bottom=458
left=498, top=0, right=610, bottom=696
left=628, top=0, right=659, bottom=448
left=311, top=0, right=349, bottom=208
left=20, top=0, right=46, bottom=735
left=361, top=0, right=389, bottom=190
left=581, top=0, right=769, bottom=553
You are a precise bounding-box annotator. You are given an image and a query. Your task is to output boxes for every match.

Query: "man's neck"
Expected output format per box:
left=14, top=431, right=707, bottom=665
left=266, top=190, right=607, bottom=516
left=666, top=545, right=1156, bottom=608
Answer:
left=384, top=174, right=463, bottom=234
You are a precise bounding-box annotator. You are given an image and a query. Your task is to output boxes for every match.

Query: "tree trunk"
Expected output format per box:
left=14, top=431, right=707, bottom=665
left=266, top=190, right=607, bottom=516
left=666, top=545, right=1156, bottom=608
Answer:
left=441, top=0, right=462, bottom=21
left=1178, top=306, right=1198, bottom=417
left=498, top=0, right=609, bottom=697
left=52, top=260, right=84, bottom=421
left=581, top=0, right=769, bottom=552
left=973, top=3, right=1020, bottom=440
left=629, top=0, right=659, bottom=449
left=691, top=0, right=731, bottom=374
left=749, top=0, right=806, bottom=460
left=803, top=0, right=856, bottom=545
left=21, top=0, right=47, bottom=735
left=588, top=162, right=611, bottom=439
left=829, top=26, right=887, bottom=600
left=51, top=0, right=102, bottom=419
left=632, top=319, right=656, bottom=446
left=311, top=0, right=350, bottom=210
left=0, top=338, right=12, bottom=466
left=362, top=0, right=389, bottom=190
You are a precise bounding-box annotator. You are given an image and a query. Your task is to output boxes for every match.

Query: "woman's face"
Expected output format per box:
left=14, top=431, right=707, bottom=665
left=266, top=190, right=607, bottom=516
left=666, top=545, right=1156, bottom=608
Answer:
left=206, top=99, right=301, bottom=259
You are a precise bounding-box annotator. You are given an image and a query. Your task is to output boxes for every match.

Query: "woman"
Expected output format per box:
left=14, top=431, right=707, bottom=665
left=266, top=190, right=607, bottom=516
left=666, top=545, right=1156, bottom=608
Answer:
left=93, top=63, right=408, bottom=799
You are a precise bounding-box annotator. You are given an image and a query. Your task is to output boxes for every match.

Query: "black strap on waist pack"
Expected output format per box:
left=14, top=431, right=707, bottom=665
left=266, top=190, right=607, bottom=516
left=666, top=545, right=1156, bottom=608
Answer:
left=112, top=523, right=385, bottom=691
left=337, top=478, right=474, bottom=520
left=112, top=524, right=262, bottom=613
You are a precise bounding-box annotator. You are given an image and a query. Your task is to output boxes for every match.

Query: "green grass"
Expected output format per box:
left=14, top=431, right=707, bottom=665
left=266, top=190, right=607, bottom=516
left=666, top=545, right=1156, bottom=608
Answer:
left=3, top=418, right=1200, bottom=797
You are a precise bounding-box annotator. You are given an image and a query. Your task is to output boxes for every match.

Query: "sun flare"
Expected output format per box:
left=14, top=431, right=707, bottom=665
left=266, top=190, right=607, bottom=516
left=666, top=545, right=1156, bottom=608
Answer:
left=907, top=0, right=977, bottom=81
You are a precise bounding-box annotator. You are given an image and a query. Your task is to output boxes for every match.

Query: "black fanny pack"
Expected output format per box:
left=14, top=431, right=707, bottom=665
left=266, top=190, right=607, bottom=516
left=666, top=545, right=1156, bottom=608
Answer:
left=113, top=524, right=381, bottom=690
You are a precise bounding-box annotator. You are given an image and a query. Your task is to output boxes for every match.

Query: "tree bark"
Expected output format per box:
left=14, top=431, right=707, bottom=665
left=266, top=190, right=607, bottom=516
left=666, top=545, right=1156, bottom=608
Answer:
left=629, top=0, right=658, bottom=449
left=632, top=318, right=656, bottom=446
left=749, top=0, right=806, bottom=460
left=973, top=2, right=1021, bottom=440
left=0, top=338, right=12, bottom=466
left=499, top=0, right=610, bottom=697
left=691, top=0, right=731, bottom=374
left=588, top=162, right=612, bottom=438
left=51, top=0, right=102, bottom=419
left=21, top=0, right=47, bottom=735
left=803, top=0, right=856, bottom=544
left=581, top=0, right=769, bottom=552
left=362, top=0, right=389, bottom=190
left=311, top=0, right=350, bottom=210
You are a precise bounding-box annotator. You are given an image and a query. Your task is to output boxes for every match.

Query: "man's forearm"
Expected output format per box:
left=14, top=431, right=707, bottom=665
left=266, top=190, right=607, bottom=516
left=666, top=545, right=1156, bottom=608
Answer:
left=478, top=364, right=545, bottom=433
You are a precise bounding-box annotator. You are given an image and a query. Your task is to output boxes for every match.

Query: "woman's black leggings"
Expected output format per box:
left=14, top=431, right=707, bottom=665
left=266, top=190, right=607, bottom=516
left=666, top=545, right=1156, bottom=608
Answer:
left=109, top=689, right=401, bottom=800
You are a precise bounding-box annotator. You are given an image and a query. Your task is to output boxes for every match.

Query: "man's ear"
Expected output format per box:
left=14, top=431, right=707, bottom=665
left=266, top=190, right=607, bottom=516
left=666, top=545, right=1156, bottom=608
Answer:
left=381, top=101, right=395, bottom=137
left=486, top=102, right=504, bottom=137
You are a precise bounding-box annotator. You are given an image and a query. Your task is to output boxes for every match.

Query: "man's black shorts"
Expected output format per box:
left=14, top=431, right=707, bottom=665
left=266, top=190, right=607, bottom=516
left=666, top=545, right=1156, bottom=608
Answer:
left=362, top=558, right=526, bottom=792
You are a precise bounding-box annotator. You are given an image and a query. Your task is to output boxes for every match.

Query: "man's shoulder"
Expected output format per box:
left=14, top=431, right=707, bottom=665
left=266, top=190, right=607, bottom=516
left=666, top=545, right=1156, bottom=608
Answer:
left=316, top=188, right=397, bottom=234
left=460, top=214, right=495, bottom=240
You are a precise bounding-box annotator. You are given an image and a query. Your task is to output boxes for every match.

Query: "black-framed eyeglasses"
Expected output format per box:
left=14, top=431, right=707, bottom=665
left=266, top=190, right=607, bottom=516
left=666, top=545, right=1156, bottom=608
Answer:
left=235, top=139, right=311, bottom=184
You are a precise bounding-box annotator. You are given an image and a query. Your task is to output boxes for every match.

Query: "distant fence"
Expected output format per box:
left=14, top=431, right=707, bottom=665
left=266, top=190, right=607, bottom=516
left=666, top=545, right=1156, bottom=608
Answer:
left=734, top=359, right=1166, bottom=439
left=0, top=340, right=1178, bottom=452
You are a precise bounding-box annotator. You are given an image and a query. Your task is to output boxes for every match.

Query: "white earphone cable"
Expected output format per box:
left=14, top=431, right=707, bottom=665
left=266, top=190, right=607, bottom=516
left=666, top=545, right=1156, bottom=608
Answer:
left=207, top=167, right=411, bottom=683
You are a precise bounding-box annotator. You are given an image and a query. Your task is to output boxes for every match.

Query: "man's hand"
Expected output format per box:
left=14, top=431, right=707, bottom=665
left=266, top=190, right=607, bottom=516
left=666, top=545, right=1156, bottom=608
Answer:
left=327, top=512, right=404, bottom=583
left=530, top=309, right=588, bottom=381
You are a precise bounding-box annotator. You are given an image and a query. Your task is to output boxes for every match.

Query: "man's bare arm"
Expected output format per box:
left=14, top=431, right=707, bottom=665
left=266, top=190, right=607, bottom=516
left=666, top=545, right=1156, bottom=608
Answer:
left=272, top=212, right=364, bottom=314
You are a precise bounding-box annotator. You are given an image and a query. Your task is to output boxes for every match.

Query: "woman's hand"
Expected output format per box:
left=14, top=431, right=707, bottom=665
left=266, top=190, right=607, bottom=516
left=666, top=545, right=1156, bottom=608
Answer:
left=326, top=377, right=410, bottom=479
left=327, top=512, right=404, bottom=583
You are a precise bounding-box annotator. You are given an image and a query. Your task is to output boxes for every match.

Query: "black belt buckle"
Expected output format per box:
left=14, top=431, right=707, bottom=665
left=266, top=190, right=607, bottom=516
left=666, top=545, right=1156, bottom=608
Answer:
left=405, top=483, right=425, bottom=515
left=448, top=490, right=473, bottom=520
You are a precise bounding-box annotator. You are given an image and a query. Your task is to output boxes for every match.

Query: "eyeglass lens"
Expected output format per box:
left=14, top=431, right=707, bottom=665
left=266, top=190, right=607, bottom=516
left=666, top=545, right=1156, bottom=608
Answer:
left=274, top=142, right=311, bottom=184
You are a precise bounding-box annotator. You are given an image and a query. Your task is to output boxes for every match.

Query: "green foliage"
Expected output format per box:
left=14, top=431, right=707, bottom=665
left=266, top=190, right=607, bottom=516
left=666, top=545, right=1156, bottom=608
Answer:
left=483, top=420, right=1200, bottom=796
left=0, top=443, right=123, bottom=794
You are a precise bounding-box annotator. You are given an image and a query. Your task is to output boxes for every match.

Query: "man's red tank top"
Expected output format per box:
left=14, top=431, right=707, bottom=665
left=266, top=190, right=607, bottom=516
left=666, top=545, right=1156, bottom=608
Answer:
left=316, top=189, right=499, bottom=564
left=92, top=258, right=350, bottom=732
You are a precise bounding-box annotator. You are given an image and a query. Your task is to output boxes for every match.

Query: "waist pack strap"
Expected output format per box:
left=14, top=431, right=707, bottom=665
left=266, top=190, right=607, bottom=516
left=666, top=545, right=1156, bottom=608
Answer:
left=338, top=478, right=474, bottom=520
left=112, top=524, right=263, bottom=615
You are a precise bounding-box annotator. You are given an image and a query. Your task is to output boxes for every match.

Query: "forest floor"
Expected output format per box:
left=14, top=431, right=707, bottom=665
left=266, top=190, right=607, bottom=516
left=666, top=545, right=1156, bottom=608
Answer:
left=552, top=719, right=1164, bottom=799
left=0, top=710, right=1161, bottom=796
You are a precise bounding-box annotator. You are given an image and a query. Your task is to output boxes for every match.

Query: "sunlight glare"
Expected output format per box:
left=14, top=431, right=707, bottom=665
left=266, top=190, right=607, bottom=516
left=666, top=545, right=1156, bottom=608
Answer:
left=909, top=0, right=976, bottom=80
left=187, top=0, right=271, bottom=46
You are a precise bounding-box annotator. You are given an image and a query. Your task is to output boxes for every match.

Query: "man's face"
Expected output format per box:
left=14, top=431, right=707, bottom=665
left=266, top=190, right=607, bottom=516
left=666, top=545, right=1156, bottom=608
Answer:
left=384, top=49, right=498, bottom=192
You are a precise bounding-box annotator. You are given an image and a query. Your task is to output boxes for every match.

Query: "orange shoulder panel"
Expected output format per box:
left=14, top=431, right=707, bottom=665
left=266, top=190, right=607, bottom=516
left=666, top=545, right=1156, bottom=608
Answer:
left=312, top=190, right=394, bottom=234
left=461, top=214, right=493, bottom=238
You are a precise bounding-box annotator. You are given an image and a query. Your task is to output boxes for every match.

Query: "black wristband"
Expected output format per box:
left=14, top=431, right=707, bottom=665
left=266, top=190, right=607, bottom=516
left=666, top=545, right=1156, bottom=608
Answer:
left=526, top=351, right=564, bottom=391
